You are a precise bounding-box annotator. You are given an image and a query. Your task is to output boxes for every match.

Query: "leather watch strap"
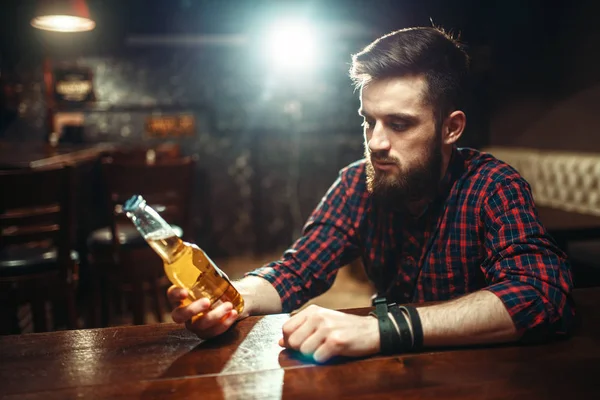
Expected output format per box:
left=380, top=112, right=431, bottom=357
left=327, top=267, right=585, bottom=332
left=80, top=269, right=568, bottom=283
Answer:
left=389, top=303, right=413, bottom=352
left=400, top=305, right=423, bottom=351
left=372, top=297, right=401, bottom=355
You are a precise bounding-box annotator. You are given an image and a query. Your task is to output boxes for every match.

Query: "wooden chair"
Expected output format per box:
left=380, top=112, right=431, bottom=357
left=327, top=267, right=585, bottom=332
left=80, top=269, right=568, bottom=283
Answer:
left=87, top=156, right=195, bottom=326
left=0, top=165, right=78, bottom=334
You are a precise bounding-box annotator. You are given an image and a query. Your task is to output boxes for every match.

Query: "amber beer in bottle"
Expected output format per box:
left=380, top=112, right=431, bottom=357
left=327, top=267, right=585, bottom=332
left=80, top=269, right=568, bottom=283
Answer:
left=123, top=195, right=244, bottom=316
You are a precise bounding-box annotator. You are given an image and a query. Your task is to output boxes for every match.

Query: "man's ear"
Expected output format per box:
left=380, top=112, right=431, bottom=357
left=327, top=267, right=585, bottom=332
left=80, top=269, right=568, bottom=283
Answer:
left=442, top=110, right=466, bottom=145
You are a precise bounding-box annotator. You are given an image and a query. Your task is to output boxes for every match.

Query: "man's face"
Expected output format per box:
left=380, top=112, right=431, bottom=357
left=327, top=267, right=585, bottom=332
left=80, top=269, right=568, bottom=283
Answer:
left=359, top=75, right=443, bottom=208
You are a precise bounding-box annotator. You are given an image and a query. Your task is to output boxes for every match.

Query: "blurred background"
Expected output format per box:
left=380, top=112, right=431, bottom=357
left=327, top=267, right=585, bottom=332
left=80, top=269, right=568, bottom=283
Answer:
left=2, top=0, right=600, bottom=333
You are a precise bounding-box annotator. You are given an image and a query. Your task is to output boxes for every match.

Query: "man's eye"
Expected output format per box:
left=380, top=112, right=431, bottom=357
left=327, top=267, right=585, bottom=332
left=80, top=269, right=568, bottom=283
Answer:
left=390, top=123, right=408, bottom=132
left=361, top=119, right=374, bottom=129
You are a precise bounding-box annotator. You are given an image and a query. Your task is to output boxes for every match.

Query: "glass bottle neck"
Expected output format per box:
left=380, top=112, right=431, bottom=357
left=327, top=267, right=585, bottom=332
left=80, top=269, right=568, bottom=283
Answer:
left=124, top=197, right=182, bottom=263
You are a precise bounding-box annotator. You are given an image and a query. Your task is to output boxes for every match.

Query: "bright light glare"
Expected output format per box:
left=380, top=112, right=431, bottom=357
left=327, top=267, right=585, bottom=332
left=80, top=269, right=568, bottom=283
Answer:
left=265, top=21, right=318, bottom=72
left=31, top=15, right=96, bottom=32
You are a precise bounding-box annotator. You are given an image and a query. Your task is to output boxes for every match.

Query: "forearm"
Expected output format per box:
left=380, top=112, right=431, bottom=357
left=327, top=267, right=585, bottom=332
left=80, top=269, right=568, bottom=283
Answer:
left=416, top=290, right=519, bottom=348
left=233, top=276, right=282, bottom=317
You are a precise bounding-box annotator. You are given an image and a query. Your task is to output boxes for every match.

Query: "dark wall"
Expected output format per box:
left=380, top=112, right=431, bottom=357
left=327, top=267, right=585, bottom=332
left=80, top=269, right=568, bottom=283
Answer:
left=488, top=0, right=600, bottom=152
left=0, top=44, right=370, bottom=256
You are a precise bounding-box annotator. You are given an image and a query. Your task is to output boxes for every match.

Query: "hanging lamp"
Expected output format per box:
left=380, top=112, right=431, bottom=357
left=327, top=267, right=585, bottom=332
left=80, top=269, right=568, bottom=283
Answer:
left=31, top=0, right=96, bottom=33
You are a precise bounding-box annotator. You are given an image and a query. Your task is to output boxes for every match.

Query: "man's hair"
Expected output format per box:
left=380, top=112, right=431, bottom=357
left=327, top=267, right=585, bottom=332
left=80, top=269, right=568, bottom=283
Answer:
left=350, top=27, right=470, bottom=128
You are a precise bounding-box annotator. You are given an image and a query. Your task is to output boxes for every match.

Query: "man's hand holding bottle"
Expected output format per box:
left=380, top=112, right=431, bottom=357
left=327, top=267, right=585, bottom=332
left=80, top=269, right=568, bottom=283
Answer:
left=167, top=286, right=241, bottom=339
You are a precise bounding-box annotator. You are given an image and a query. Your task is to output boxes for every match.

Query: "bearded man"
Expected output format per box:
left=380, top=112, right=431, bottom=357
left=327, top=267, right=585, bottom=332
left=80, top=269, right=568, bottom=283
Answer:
left=168, top=27, right=574, bottom=363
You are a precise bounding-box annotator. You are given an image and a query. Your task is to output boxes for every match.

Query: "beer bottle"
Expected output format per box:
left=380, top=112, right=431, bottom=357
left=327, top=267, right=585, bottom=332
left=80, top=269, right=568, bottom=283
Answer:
left=123, top=195, right=244, bottom=316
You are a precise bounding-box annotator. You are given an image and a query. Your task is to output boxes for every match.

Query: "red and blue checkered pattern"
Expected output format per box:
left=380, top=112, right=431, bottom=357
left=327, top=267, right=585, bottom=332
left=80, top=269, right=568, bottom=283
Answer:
left=247, top=147, right=574, bottom=337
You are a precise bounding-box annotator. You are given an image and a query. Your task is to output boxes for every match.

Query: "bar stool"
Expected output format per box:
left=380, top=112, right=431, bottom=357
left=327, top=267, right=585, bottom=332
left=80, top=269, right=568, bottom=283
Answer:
left=0, top=165, right=78, bottom=334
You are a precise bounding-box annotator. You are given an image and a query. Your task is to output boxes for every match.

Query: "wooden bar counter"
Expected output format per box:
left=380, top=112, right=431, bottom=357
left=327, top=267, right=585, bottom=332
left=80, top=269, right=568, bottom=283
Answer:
left=1, top=288, right=599, bottom=399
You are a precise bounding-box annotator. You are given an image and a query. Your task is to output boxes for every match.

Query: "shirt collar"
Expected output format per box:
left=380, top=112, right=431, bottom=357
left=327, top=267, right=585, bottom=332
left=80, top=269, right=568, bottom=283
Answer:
left=436, top=145, right=464, bottom=202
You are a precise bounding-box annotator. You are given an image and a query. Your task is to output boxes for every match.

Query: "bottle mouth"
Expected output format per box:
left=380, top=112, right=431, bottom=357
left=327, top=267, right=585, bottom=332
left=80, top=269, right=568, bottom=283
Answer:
left=123, top=195, right=145, bottom=212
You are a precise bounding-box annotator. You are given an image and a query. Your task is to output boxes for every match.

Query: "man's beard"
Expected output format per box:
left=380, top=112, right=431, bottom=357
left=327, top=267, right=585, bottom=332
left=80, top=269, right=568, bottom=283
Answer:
left=364, top=137, right=443, bottom=210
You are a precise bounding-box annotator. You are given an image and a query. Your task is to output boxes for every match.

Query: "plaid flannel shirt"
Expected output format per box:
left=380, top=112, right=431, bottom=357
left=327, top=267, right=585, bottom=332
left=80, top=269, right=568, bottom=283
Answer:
left=247, top=147, right=575, bottom=337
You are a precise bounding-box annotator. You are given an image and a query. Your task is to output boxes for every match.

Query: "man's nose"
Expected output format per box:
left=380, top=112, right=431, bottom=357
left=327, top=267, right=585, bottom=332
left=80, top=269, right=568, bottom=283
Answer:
left=368, top=125, right=391, bottom=152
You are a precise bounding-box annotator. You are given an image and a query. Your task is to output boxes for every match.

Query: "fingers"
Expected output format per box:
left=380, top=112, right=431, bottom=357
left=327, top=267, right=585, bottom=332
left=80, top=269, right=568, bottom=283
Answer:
left=281, top=312, right=308, bottom=342
left=191, top=302, right=233, bottom=331
left=167, top=284, right=240, bottom=339
left=298, top=330, right=327, bottom=357
left=285, top=317, right=317, bottom=350
left=199, top=310, right=239, bottom=338
left=171, top=297, right=211, bottom=323
left=312, top=343, right=335, bottom=364
left=167, top=285, right=188, bottom=307
left=312, top=333, right=344, bottom=364
left=281, top=318, right=337, bottom=363
left=281, top=306, right=329, bottom=358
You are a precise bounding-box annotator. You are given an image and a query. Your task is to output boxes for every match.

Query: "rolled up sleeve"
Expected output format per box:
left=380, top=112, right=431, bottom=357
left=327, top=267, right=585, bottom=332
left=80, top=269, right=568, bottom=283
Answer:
left=245, top=167, right=362, bottom=312
left=481, top=179, right=575, bottom=339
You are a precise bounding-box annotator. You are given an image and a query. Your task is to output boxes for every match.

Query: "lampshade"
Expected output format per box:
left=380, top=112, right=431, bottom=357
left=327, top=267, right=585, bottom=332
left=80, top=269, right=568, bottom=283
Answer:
left=31, top=0, right=96, bottom=32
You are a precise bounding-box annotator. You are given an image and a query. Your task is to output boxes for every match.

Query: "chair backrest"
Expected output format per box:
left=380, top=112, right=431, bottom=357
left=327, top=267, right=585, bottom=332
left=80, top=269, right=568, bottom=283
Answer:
left=0, top=165, right=75, bottom=267
left=101, top=156, right=196, bottom=241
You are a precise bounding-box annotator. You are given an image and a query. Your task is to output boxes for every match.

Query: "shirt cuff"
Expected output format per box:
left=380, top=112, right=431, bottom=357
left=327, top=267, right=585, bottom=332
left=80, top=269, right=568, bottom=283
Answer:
left=483, top=280, right=555, bottom=335
left=245, top=262, right=304, bottom=313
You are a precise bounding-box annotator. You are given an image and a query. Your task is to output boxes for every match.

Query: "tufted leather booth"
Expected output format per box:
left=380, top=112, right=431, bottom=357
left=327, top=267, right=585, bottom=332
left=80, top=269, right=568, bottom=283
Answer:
left=483, top=146, right=600, bottom=216
left=484, top=146, right=600, bottom=287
